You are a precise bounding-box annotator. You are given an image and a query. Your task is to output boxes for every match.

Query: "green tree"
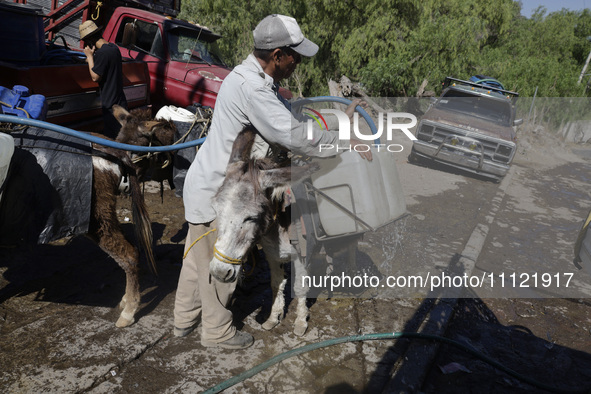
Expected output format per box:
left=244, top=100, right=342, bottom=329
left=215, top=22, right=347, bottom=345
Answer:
left=481, top=9, right=585, bottom=96
left=179, top=0, right=591, bottom=98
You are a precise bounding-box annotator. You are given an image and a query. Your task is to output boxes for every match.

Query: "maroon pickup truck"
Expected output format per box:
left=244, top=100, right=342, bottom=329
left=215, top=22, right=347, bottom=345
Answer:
left=2, top=0, right=284, bottom=126
left=103, top=6, right=231, bottom=109
left=102, top=4, right=292, bottom=106
left=410, top=77, right=522, bottom=181
left=0, top=1, right=151, bottom=125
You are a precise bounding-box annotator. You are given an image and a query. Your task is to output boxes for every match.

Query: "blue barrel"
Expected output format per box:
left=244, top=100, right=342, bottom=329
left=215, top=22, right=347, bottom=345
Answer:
left=0, top=2, right=45, bottom=65
left=0, top=85, right=47, bottom=120
left=469, top=75, right=505, bottom=90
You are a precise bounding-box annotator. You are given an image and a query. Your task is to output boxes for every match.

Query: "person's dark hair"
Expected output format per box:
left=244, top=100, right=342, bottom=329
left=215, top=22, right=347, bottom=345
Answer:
left=253, top=47, right=275, bottom=62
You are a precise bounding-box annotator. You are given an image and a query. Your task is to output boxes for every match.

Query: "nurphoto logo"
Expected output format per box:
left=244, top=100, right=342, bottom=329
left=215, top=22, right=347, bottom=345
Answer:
left=304, top=109, right=418, bottom=153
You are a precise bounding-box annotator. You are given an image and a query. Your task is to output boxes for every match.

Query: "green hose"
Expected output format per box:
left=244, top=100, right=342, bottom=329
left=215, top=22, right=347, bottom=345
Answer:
left=201, top=332, right=591, bottom=394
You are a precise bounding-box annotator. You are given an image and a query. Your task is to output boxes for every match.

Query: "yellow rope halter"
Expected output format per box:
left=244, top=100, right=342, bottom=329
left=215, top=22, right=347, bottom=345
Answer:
left=182, top=229, right=243, bottom=265
left=213, top=245, right=243, bottom=265
left=183, top=228, right=217, bottom=259
left=182, top=227, right=257, bottom=274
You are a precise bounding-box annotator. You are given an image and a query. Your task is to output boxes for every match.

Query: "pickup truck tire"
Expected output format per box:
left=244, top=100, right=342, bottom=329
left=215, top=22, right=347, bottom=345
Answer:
left=408, top=147, right=424, bottom=165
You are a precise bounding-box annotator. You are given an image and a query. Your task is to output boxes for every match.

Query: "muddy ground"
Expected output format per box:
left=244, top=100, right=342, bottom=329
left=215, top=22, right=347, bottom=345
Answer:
left=1, top=121, right=591, bottom=393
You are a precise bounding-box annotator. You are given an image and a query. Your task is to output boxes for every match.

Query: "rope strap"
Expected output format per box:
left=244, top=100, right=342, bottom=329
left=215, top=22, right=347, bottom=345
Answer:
left=183, top=228, right=217, bottom=259
left=213, top=246, right=243, bottom=265
left=131, top=116, right=211, bottom=166
left=182, top=227, right=244, bottom=266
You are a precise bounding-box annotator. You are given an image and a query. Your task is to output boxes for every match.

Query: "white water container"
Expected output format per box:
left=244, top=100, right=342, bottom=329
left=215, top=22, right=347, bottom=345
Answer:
left=155, top=105, right=197, bottom=143
left=310, top=149, right=406, bottom=236
left=376, top=150, right=407, bottom=221
left=155, top=105, right=196, bottom=123
left=0, top=133, right=15, bottom=205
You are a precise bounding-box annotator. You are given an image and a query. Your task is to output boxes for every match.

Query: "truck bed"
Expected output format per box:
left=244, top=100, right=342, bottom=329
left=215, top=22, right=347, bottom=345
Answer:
left=0, top=58, right=150, bottom=126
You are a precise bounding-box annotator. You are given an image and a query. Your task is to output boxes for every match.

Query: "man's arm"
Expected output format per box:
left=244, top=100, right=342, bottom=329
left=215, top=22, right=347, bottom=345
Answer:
left=249, top=89, right=372, bottom=160
left=84, top=46, right=101, bottom=82
left=248, top=88, right=337, bottom=157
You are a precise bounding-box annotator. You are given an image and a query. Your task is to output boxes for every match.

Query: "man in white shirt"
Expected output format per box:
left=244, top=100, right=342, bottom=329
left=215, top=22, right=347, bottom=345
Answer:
left=173, top=14, right=368, bottom=349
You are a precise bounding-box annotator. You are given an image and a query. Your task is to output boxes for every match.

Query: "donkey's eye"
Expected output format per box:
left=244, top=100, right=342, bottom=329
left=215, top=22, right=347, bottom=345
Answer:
left=243, top=216, right=257, bottom=223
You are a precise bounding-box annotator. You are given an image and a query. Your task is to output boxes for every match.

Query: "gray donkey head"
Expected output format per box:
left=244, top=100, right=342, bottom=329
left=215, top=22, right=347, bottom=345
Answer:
left=209, top=127, right=313, bottom=283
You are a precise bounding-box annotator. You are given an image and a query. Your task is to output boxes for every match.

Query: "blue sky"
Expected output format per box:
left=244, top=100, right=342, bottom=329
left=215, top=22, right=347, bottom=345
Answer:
left=520, top=0, right=589, bottom=17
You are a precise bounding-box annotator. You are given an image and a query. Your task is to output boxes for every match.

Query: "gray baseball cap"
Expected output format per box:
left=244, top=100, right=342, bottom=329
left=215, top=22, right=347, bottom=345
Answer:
left=253, top=14, right=318, bottom=57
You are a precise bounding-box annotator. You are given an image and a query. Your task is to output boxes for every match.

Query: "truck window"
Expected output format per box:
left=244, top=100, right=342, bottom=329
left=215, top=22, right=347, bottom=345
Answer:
left=167, top=27, right=225, bottom=66
left=116, top=18, right=165, bottom=59
left=438, top=90, right=512, bottom=126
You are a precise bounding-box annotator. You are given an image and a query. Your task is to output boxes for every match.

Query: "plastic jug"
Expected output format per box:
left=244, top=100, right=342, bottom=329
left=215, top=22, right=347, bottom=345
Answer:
left=376, top=150, right=407, bottom=221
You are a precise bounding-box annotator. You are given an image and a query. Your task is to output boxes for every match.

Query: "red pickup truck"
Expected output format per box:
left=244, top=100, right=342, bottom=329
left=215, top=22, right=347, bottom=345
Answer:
left=0, top=0, right=253, bottom=127
left=103, top=6, right=231, bottom=108
left=100, top=2, right=290, bottom=106
left=0, top=1, right=150, bottom=125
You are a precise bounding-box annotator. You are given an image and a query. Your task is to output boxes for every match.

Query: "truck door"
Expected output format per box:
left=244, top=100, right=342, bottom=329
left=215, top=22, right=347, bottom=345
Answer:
left=114, top=17, right=168, bottom=106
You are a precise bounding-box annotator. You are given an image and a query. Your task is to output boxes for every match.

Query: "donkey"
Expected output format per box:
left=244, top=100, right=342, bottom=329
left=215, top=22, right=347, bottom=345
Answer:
left=113, top=105, right=176, bottom=185
left=0, top=106, right=176, bottom=328
left=209, top=127, right=315, bottom=336
left=88, top=105, right=176, bottom=327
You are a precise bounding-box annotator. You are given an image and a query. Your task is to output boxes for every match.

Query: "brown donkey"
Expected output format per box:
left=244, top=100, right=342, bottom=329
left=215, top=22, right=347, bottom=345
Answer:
left=86, top=105, right=176, bottom=327
left=0, top=106, right=176, bottom=327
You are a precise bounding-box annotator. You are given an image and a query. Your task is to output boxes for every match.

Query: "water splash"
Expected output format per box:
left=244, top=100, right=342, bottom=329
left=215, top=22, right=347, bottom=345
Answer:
left=377, top=216, right=408, bottom=275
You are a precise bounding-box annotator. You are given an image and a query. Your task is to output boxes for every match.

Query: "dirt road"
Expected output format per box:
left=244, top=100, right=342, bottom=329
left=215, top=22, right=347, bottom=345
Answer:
left=1, top=122, right=590, bottom=393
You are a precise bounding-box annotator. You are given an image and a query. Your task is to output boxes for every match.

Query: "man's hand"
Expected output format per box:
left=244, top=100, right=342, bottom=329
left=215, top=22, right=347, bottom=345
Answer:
left=84, top=46, right=101, bottom=82
left=350, top=138, right=373, bottom=161
left=345, top=100, right=372, bottom=161
left=83, top=45, right=95, bottom=61
left=345, top=98, right=364, bottom=122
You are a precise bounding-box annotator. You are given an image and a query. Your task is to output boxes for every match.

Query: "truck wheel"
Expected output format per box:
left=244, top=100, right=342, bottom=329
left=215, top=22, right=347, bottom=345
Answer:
left=408, top=148, right=420, bottom=164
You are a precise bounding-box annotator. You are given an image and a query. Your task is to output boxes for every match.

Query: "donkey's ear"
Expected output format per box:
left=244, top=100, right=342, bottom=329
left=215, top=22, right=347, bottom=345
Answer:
left=259, top=163, right=318, bottom=189
left=112, top=105, right=132, bottom=127
left=139, top=120, right=161, bottom=136
left=259, top=167, right=292, bottom=190
left=291, top=162, right=319, bottom=184
left=229, top=126, right=257, bottom=163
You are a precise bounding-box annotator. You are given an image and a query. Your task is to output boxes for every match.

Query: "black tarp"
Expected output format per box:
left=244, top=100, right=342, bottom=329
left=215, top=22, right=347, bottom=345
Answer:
left=171, top=104, right=212, bottom=197
left=0, top=127, right=93, bottom=245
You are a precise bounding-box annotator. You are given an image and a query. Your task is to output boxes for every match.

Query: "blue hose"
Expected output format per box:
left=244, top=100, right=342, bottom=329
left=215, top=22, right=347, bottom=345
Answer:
left=0, top=96, right=377, bottom=152
left=41, top=50, right=87, bottom=65
left=0, top=114, right=206, bottom=152
left=292, top=96, right=380, bottom=143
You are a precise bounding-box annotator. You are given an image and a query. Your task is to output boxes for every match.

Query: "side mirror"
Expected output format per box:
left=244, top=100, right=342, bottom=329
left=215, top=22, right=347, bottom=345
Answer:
left=513, top=118, right=523, bottom=126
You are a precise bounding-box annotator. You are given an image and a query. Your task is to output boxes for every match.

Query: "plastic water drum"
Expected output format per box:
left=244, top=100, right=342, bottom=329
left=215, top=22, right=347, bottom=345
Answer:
left=377, top=150, right=407, bottom=221
left=0, top=133, right=15, bottom=206
left=0, top=1, right=45, bottom=65
left=310, top=149, right=406, bottom=236
left=0, top=85, right=48, bottom=120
